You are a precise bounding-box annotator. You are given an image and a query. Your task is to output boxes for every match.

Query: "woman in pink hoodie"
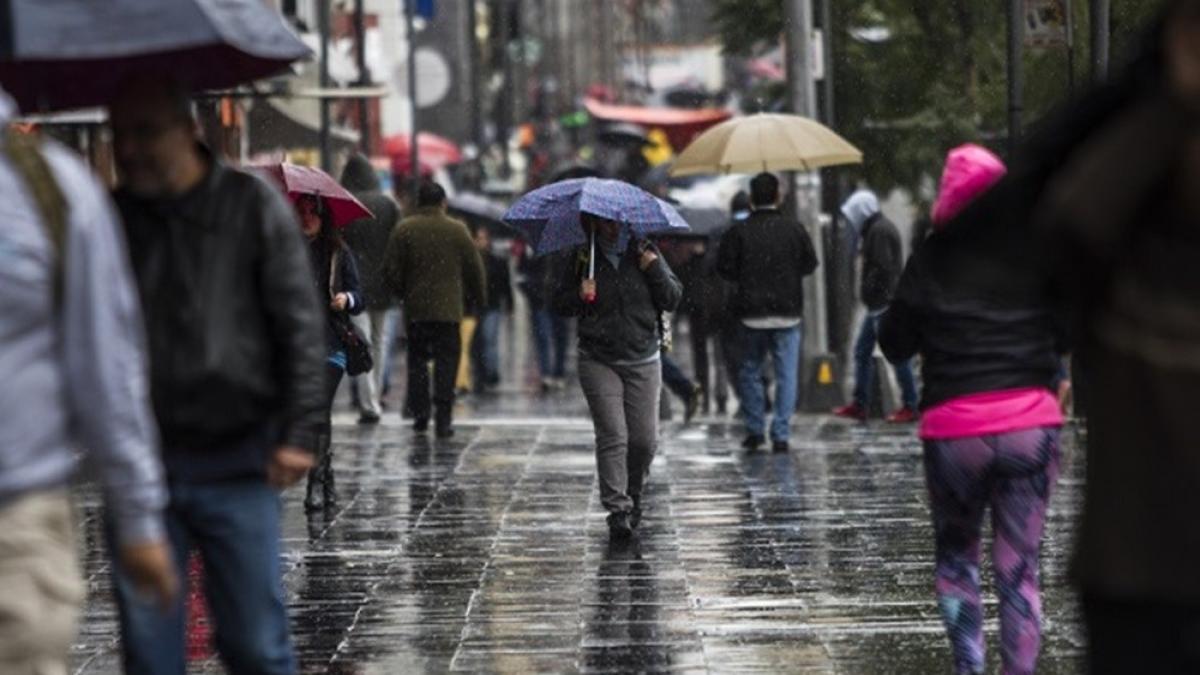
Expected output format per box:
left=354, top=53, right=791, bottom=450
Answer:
left=879, top=144, right=1067, bottom=675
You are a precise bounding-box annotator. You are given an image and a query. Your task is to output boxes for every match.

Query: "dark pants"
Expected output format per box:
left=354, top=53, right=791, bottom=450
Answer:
left=406, top=321, right=461, bottom=425
left=661, top=354, right=694, bottom=402
left=1084, top=594, right=1200, bottom=674
left=688, top=311, right=712, bottom=402
left=532, top=308, right=568, bottom=379
left=110, top=479, right=294, bottom=675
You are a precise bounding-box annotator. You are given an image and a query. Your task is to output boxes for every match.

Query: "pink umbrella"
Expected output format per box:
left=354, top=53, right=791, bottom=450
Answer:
left=254, top=163, right=373, bottom=229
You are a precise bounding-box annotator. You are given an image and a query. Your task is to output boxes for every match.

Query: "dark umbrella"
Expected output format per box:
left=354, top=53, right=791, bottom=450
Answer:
left=448, top=192, right=519, bottom=239
left=548, top=163, right=601, bottom=184
left=597, top=122, right=649, bottom=147
left=0, top=0, right=310, bottom=113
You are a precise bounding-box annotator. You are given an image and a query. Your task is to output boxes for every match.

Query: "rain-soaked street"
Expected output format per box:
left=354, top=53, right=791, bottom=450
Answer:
left=70, top=319, right=1087, bottom=674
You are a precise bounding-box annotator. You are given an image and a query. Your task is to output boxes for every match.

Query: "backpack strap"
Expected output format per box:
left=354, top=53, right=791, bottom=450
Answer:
left=4, top=127, right=67, bottom=304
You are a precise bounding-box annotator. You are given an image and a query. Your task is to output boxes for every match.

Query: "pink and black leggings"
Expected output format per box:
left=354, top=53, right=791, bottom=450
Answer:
left=923, top=426, right=1062, bottom=675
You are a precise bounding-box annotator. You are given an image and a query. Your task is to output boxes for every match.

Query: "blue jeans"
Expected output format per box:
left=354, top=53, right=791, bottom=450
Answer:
left=109, top=479, right=295, bottom=675
left=477, top=309, right=502, bottom=383
left=853, top=311, right=918, bottom=409
left=532, top=308, right=567, bottom=378
left=661, top=354, right=693, bottom=401
left=739, top=324, right=801, bottom=441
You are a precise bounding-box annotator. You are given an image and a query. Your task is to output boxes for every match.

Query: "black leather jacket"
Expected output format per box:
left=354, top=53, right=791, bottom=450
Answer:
left=115, top=154, right=326, bottom=476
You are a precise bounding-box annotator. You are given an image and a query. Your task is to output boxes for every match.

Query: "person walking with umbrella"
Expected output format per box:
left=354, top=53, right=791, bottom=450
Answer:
left=507, top=178, right=685, bottom=539
left=292, top=193, right=364, bottom=512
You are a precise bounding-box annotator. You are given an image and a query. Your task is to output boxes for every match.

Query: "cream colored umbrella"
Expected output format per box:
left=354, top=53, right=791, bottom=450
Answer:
left=670, top=113, right=862, bottom=176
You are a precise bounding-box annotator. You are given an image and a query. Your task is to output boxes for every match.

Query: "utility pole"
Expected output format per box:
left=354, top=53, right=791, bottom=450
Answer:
left=318, top=0, right=332, bottom=171
left=1090, top=0, right=1110, bottom=83
left=784, top=0, right=827, bottom=356
left=405, top=0, right=420, bottom=198
left=467, top=0, right=484, bottom=150
left=353, top=0, right=370, bottom=154
left=1006, top=0, right=1024, bottom=160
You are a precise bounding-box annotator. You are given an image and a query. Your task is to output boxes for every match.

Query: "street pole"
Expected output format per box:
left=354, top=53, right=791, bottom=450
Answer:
left=405, top=0, right=420, bottom=199
left=467, top=0, right=484, bottom=151
left=1006, top=0, right=1024, bottom=160
left=354, top=0, right=370, bottom=154
left=784, top=0, right=827, bottom=356
left=318, top=0, right=332, bottom=172
left=1090, top=0, right=1110, bottom=83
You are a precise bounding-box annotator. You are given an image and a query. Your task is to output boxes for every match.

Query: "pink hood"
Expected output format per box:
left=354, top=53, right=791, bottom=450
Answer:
left=931, top=144, right=1007, bottom=228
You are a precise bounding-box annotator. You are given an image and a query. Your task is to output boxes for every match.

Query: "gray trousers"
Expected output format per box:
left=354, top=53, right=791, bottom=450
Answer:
left=578, top=355, right=663, bottom=514
left=351, top=308, right=394, bottom=416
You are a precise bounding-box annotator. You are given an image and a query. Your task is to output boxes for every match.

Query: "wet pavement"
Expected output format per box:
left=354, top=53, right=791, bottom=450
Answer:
left=70, top=320, right=1087, bottom=673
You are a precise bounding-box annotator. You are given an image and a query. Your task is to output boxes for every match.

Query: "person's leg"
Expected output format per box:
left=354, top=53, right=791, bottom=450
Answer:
left=531, top=308, right=552, bottom=382
left=689, top=312, right=711, bottom=409
left=622, top=360, right=663, bottom=523
left=893, top=358, right=920, bottom=410
left=550, top=313, right=569, bottom=379
left=110, top=486, right=192, bottom=675
left=355, top=309, right=386, bottom=417
left=380, top=308, right=401, bottom=400
left=851, top=314, right=876, bottom=409
left=305, top=363, right=343, bottom=510
left=769, top=326, right=801, bottom=443
left=433, top=322, right=462, bottom=434
left=660, top=354, right=693, bottom=401
left=737, top=328, right=769, bottom=440
left=578, top=356, right=633, bottom=514
left=923, top=436, right=995, bottom=675
left=456, top=317, right=477, bottom=393
left=406, top=322, right=433, bottom=427
left=990, top=427, right=1062, bottom=675
left=0, top=490, right=86, bottom=675
left=190, top=480, right=295, bottom=675
left=480, top=310, right=502, bottom=384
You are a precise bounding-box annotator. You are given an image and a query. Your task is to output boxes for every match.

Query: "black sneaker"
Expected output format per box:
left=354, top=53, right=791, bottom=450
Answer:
left=772, top=440, right=790, bottom=454
left=741, top=434, right=765, bottom=451
left=435, top=425, right=455, bottom=439
left=358, top=411, right=381, bottom=425
left=684, top=384, right=703, bottom=423
left=607, top=512, right=634, bottom=540
left=413, top=418, right=429, bottom=433
left=630, top=496, right=642, bottom=529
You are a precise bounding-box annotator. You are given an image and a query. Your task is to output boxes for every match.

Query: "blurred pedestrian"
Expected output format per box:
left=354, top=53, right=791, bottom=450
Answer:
left=294, top=195, right=363, bottom=512
left=109, top=74, right=325, bottom=674
left=517, top=245, right=570, bottom=390
left=473, top=225, right=514, bottom=389
left=661, top=353, right=703, bottom=422
left=340, top=154, right=400, bottom=424
left=553, top=214, right=682, bottom=539
left=879, top=144, right=1065, bottom=675
left=833, top=189, right=919, bottom=423
left=382, top=181, right=486, bottom=438
left=716, top=173, right=818, bottom=453
left=0, top=88, right=176, bottom=674
left=456, top=303, right=479, bottom=396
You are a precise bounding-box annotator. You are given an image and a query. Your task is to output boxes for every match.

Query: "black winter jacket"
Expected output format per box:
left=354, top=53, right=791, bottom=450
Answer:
left=308, top=237, right=365, bottom=356
left=878, top=229, right=1066, bottom=410
left=552, top=241, right=682, bottom=364
left=116, top=154, right=326, bottom=477
left=340, top=155, right=400, bottom=310
left=859, top=213, right=904, bottom=310
left=715, top=208, right=818, bottom=319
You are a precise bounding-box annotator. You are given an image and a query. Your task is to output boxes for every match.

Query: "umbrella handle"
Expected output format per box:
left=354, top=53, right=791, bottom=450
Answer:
left=584, top=229, right=597, bottom=304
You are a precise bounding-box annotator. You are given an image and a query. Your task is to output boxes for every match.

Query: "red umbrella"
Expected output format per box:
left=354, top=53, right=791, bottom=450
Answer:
left=383, top=132, right=463, bottom=175
left=254, top=163, right=373, bottom=228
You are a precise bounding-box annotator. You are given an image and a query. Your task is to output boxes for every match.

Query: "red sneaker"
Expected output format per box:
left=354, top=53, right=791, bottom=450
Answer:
left=886, top=407, right=919, bottom=424
left=832, top=403, right=867, bottom=421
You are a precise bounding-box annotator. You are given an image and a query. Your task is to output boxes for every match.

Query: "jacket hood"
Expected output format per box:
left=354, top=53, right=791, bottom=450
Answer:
left=931, top=144, right=1007, bottom=228
left=340, top=154, right=381, bottom=192
left=840, top=190, right=880, bottom=233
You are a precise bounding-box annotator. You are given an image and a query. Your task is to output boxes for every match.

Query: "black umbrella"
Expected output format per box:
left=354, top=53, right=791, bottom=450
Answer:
left=597, top=122, right=649, bottom=147
left=548, top=163, right=601, bottom=184
left=0, top=0, right=310, bottom=113
left=448, top=192, right=520, bottom=239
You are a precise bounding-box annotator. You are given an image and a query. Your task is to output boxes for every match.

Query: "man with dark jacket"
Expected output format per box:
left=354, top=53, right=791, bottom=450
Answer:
left=382, top=181, right=486, bottom=438
left=833, top=189, right=919, bottom=422
left=108, top=76, right=325, bottom=674
left=340, top=154, right=400, bottom=423
left=717, top=172, right=818, bottom=453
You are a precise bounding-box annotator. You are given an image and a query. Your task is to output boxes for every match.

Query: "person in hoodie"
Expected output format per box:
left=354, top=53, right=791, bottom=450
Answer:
left=340, top=154, right=401, bottom=424
left=879, top=144, right=1066, bottom=675
left=833, top=189, right=919, bottom=423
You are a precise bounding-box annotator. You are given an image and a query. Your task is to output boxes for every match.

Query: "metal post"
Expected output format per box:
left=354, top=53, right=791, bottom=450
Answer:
left=406, top=0, right=420, bottom=198
left=784, top=0, right=827, bottom=356
left=1090, top=0, right=1110, bottom=83
left=354, top=0, right=370, bottom=153
left=318, top=0, right=332, bottom=171
left=467, top=0, right=484, bottom=150
left=1006, top=0, right=1024, bottom=160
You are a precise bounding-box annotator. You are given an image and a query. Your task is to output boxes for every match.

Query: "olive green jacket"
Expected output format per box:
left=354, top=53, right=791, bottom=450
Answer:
left=382, top=206, right=486, bottom=323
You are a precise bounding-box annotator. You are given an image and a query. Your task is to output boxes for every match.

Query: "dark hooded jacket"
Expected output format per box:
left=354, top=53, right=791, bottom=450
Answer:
left=340, top=155, right=400, bottom=310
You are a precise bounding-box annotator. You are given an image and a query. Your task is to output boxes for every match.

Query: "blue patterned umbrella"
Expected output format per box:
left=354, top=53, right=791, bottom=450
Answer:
left=503, top=178, right=690, bottom=257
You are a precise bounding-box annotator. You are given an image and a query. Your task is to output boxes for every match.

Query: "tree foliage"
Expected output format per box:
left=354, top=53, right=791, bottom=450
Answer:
left=709, top=0, right=1163, bottom=199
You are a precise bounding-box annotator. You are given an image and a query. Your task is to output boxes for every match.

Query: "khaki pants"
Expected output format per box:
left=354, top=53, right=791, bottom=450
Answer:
left=0, top=490, right=83, bottom=675
left=456, top=317, right=478, bottom=392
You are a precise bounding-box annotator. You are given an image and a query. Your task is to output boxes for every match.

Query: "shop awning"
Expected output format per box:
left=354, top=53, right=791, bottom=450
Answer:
left=583, top=98, right=732, bottom=152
